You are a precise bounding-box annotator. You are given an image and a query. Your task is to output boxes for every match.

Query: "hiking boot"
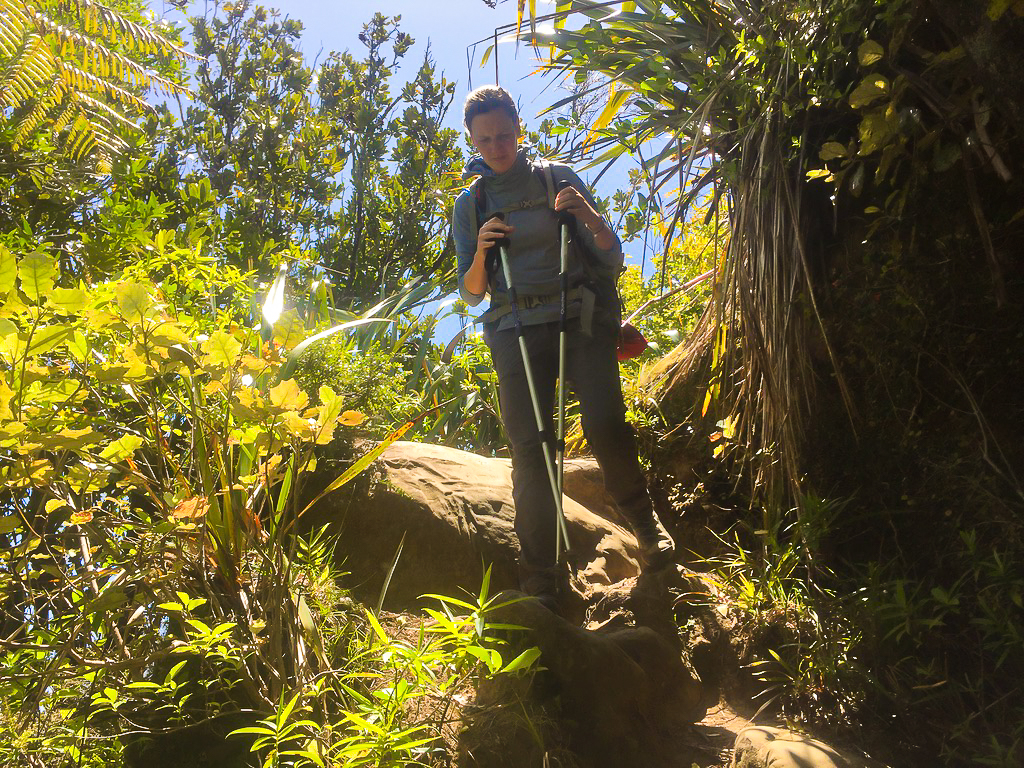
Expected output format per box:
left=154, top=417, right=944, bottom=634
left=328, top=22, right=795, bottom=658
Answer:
left=519, top=561, right=567, bottom=616
left=629, top=511, right=676, bottom=571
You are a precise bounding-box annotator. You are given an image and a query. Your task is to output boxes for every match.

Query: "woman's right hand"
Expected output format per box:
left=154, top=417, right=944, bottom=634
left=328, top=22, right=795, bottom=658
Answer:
left=475, top=216, right=514, bottom=259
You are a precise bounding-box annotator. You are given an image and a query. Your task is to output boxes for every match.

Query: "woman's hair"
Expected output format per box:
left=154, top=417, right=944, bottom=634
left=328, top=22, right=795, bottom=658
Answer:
left=463, top=85, right=518, bottom=131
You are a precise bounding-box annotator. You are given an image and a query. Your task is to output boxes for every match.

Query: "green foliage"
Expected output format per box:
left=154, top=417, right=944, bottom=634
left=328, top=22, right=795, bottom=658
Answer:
left=0, top=1, right=573, bottom=765
left=223, top=568, right=539, bottom=768
left=708, top=497, right=869, bottom=728
left=0, top=207, right=416, bottom=760
left=297, top=305, right=505, bottom=454
left=317, top=14, right=463, bottom=304
left=535, top=3, right=1024, bottom=761
left=296, top=336, right=417, bottom=439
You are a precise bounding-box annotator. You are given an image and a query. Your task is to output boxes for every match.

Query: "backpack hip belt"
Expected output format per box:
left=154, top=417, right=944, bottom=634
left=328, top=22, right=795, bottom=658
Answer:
left=476, top=284, right=596, bottom=335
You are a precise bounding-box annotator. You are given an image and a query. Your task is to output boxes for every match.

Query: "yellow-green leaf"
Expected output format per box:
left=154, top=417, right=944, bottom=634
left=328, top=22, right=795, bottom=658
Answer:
left=857, top=40, right=884, bottom=67
left=272, top=309, right=306, bottom=350
left=48, top=287, right=89, bottom=313
left=68, top=330, right=88, bottom=362
left=0, top=245, right=16, bottom=295
left=479, top=43, right=494, bottom=70
left=40, top=427, right=101, bottom=451
left=201, top=330, right=242, bottom=368
left=0, top=516, right=23, bottom=534
left=115, top=281, right=151, bottom=319
left=19, top=252, right=55, bottom=302
left=269, top=378, right=308, bottom=412
left=849, top=75, right=889, bottom=110
left=27, top=325, right=75, bottom=356
left=819, top=141, right=847, bottom=161
left=315, top=384, right=345, bottom=445
left=45, top=499, right=70, bottom=515
left=584, top=84, right=630, bottom=149
left=99, top=434, right=144, bottom=462
left=0, top=379, right=12, bottom=420
left=280, top=411, right=313, bottom=439
left=858, top=107, right=898, bottom=156
left=149, top=322, right=189, bottom=347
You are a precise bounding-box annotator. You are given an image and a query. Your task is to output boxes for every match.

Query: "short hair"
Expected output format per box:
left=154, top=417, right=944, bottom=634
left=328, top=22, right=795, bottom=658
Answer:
left=463, top=85, right=518, bottom=131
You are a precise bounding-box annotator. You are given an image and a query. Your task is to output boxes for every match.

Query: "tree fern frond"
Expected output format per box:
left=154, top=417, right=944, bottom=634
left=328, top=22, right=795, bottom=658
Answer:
left=30, top=11, right=189, bottom=96
left=0, top=32, right=55, bottom=107
left=12, top=75, right=64, bottom=145
left=50, top=98, right=76, bottom=133
left=3, top=0, right=192, bottom=168
left=55, top=0, right=197, bottom=61
left=0, top=0, right=30, bottom=27
left=66, top=109, right=96, bottom=162
left=0, top=16, right=25, bottom=57
left=55, top=58, right=151, bottom=112
left=77, top=89, right=139, bottom=132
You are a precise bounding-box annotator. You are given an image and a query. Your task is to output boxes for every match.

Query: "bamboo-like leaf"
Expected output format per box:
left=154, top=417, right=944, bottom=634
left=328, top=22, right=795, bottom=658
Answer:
left=300, top=419, right=417, bottom=516
left=261, top=262, right=288, bottom=337
left=375, top=531, right=406, bottom=614
left=583, top=83, right=630, bottom=149
left=479, top=42, right=494, bottom=70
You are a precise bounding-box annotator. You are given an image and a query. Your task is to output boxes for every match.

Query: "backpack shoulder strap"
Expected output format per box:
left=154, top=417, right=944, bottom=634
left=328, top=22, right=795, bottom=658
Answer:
left=533, top=159, right=558, bottom=209
left=467, top=176, right=485, bottom=235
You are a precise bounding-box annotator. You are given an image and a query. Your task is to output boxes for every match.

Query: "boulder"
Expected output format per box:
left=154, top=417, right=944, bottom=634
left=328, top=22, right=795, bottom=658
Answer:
left=317, top=442, right=642, bottom=609
left=562, top=457, right=623, bottom=524
left=731, top=726, right=886, bottom=768
left=458, top=591, right=706, bottom=768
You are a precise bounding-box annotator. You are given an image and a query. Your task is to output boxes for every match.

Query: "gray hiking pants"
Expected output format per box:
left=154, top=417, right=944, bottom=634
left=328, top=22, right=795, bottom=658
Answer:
left=485, top=321, right=655, bottom=587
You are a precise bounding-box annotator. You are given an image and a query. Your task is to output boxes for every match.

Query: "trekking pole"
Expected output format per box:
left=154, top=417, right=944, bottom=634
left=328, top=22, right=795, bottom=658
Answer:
left=490, top=213, right=567, bottom=560
left=555, top=181, right=574, bottom=560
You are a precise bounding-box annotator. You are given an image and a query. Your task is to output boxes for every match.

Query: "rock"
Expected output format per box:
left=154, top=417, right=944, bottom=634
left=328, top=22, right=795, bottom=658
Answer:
left=562, top=457, right=623, bottom=524
left=458, top=591, right=706, bottom=768
left=731, top=726, right=885, bottom=768
left=313, top=442, right=642, bottom=609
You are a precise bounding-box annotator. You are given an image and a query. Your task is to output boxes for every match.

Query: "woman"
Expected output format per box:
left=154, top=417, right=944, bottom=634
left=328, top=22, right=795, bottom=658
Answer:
left=452, top=85, right=675, bottom=611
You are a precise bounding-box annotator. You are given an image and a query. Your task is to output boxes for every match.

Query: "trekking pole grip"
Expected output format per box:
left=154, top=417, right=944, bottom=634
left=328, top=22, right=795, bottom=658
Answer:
left=556, top=180, right=575, bottom=229
left=490, top=212, right=511, bottom=249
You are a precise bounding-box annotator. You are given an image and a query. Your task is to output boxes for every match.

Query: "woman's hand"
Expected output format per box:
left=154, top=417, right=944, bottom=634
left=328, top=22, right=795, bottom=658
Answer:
left=554, top=185, right=614, bottom=248
left=464, top=216, right=513, bottom=297
left=554, top=185, right=601, bottom=230
left=475, top=216, right=514, bottom=258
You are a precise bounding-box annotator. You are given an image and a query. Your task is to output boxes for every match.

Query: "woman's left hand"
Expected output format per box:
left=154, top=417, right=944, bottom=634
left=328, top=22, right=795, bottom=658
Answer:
left=554, top=185, right=602, bottom=232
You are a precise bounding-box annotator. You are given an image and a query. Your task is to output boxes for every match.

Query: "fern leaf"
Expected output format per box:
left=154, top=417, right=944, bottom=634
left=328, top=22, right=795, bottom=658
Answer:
left=66, top=110, right=96, bottom=161
left=0, top=16, right=25, bottom=57
left=31, top=10, right=188, bottom=97
left=12, top=76, right=64, bottom=146
left=50, top=99, right=76, bottom=133
left=77, top=89, right=139, bottom=132
left=62, top=0, right=195, bottom=61
left=55, top=59, right=152, bottom=112
left=1, top=33, right=55, bottom=107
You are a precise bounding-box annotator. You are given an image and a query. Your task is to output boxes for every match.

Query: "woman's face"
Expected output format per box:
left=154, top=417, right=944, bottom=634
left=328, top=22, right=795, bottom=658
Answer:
left=468, top=109, right=520, bottom=174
